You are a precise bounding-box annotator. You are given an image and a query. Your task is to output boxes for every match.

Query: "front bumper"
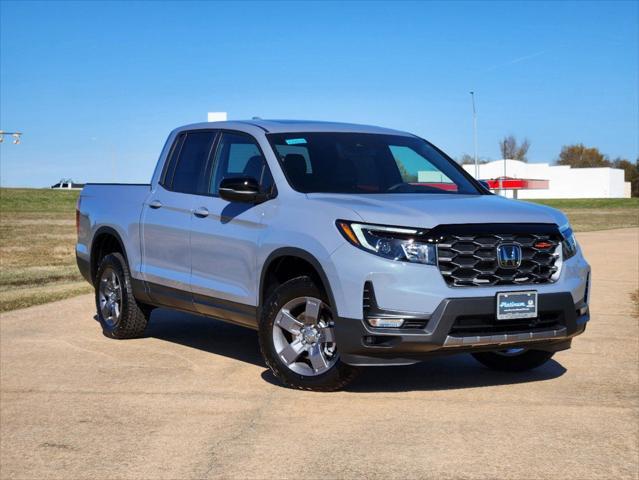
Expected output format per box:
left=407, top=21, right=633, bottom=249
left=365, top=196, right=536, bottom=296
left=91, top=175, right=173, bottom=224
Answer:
left=329, top=236, right=592, bottom=317
left=336, top=292, right=589, bottom=366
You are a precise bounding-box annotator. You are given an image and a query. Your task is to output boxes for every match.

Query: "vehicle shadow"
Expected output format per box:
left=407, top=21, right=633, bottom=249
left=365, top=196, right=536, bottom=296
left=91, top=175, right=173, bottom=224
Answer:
left=260, top=356, right=566, bottom=393
left=342, top=355, right=566, bottom=393
left=142, top=309, right=567, bottom=392
left=144, top=308, right=265, bottom=368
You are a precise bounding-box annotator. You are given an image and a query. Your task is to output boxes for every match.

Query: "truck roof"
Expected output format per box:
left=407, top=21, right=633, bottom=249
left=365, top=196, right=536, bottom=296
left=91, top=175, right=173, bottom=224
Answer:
left=177, top=119, right=415, bottom=136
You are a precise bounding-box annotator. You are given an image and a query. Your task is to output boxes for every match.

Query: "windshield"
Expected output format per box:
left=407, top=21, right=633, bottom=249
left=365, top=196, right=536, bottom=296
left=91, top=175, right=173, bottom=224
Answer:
left=267, top=132, right=481, bottom=195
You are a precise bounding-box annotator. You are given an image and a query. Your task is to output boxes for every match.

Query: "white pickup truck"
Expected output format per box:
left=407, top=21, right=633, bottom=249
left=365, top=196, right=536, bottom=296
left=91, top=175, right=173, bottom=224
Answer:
left=76, top=120, right=591, bottom=391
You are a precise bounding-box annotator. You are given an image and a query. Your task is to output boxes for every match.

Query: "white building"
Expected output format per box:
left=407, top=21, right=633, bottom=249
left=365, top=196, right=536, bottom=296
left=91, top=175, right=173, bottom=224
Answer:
left=462, top=159, right=631, bottom=199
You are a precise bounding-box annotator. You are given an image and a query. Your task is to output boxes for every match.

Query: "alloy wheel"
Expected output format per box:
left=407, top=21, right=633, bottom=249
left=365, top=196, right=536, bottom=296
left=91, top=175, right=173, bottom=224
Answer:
left=98, top=267, right=122, bottom=327
left=272, top=296, right=338, bottom=376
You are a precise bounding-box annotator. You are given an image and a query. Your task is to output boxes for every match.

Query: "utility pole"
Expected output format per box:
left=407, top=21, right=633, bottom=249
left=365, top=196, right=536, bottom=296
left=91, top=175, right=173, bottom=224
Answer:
left=470, top=92, right=479, bottom=179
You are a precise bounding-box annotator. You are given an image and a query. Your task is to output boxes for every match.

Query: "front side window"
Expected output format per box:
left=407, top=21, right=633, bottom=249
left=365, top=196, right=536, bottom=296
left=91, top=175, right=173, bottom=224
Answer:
left=267, top=132, right=480, bottom=195
left=210, top=132, right=274, bottom=195
left=170, top=131, right=216, bottom=194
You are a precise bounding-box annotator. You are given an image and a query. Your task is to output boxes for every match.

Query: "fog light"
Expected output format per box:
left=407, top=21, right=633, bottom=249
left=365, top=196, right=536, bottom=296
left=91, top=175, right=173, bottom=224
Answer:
left=367, top=317, right=404, bottom=328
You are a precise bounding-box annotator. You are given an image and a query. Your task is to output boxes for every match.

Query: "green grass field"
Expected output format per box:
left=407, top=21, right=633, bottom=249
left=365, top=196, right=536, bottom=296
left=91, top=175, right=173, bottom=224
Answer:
left=528, top=198, right=639, bottom=209
left=0, top=188, right=637, bottom=313
left=0, top=188, right=91, bottom=313
left=526, top=198, right=639, bottom=232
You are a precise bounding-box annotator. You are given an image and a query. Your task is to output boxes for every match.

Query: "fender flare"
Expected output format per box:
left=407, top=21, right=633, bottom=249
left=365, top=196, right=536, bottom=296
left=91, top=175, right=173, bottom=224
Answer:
left=90, top=226, right=129, bottom=281
left=259, top=247, right=338, bottom=313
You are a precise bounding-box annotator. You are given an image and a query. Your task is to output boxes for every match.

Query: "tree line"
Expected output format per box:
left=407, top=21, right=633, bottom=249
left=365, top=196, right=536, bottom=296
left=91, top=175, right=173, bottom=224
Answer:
left=457, top=135, right=638, bottom=196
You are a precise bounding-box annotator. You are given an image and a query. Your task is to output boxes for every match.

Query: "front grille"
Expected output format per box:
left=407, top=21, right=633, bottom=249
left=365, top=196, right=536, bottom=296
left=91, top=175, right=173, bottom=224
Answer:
left=402, top=319, right=429, bottom=329
left=449, top=311, right=563, bottom=336
left=435, top=227, right=562, bottom=287
left=363, top=282, right=372, bottom=310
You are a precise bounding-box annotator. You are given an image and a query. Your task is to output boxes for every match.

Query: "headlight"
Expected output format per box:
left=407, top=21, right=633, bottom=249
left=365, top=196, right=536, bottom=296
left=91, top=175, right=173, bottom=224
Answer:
left=560, top=225, right=578, bottom=260
left=336, top=220, right=437, bottom=265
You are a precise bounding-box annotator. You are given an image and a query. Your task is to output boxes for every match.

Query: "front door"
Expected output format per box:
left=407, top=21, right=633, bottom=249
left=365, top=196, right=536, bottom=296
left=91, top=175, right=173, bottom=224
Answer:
left=190, top=131, right=275, bottom=327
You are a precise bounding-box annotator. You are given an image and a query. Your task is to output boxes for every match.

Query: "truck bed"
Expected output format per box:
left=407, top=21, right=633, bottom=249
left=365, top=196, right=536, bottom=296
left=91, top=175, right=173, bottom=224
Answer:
left=76, top=183, right=152, bottom=282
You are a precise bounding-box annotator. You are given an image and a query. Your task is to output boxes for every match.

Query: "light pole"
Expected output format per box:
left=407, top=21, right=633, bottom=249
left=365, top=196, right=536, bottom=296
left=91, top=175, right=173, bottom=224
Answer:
left=0, top=131, right=23, bottom=188
left=502, top=154, right=507, bottom=197
left=470, top=92, right=479, bottom=179
left=0, top=131, right=23, bottom=144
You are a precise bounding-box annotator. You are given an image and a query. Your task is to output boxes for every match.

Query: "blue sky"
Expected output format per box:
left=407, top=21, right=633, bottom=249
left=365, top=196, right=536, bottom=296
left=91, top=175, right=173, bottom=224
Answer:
left=1, top=0, right=637, bottom=187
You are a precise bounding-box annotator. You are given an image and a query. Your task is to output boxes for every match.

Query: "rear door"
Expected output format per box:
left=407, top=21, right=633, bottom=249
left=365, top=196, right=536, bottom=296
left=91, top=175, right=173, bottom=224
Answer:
left=140, top=130, right=217, bottom=309
left=189, top=131, right=275, bottom=327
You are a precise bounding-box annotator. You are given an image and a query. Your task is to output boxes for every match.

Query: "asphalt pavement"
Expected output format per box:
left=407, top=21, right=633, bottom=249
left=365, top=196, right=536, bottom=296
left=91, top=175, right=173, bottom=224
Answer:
left=1, top=228, right=637, bottom=479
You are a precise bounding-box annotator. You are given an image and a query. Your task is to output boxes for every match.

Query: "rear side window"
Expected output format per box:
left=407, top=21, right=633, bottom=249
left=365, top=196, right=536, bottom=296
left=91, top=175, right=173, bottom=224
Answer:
left=170, top=131, right=217, bottom=194
left=161, top=133, right=185, bottom=187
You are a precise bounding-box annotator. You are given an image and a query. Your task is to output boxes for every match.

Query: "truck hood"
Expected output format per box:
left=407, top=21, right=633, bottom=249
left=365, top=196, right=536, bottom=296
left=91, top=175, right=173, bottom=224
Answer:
left=306, top=193, right=568, bottom=229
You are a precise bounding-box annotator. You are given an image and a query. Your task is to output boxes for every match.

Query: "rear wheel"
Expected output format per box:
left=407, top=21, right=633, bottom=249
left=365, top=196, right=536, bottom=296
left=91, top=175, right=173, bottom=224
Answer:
left=472, top=348, right=554, bottom=372
left=258, top=276, right=359, bottom=391
left=95, top=253, right=150, bottom=339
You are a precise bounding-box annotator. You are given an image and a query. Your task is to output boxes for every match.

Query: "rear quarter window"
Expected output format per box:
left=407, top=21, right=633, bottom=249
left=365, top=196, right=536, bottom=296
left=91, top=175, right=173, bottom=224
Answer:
left=160, top=133, right=185, bottom=188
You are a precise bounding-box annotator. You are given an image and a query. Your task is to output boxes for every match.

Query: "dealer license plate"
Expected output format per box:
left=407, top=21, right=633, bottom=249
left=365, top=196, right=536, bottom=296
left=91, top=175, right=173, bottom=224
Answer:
left=496, top=291, right=538, bottom=320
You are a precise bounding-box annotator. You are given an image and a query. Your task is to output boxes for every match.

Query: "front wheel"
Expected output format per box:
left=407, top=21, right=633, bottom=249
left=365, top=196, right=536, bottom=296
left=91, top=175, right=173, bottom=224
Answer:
left=472, top=348, right=555, bottom=372
left=258, top=276, right=359, bottom=391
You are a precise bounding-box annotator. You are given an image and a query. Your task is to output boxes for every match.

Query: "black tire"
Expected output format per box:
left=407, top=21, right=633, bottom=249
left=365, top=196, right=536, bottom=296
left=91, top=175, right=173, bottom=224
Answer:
left=94, top=252, right=150, bottom=339
left=472, top=349, right=555, bottom=372
left=258, top=276, right=359, bottom=391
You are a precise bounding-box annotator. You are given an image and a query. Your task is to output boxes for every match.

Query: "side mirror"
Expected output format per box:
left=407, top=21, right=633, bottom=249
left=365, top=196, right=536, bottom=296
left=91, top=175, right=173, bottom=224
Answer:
left=479, top=180, right=491, bottom=191
left=219, top=176, right=267, bottom=203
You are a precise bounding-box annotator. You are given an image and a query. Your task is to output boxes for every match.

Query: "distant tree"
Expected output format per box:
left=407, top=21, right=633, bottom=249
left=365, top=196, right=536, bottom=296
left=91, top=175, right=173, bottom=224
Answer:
left=457, top=154, right=488, bottom=165
left=556, top=144, right=609, bottom=168
left=458, top=154, right=475, bottom=165
left=396, top=160, right=418, bottom=182
left=611, top=157, right=639, bottom=197
left=499, top=135, right=530, bottom=161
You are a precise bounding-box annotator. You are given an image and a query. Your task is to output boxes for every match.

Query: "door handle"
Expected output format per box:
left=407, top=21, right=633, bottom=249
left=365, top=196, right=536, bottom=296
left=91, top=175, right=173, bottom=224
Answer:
left=193, top=207, right=209, bottom=218
left=149, top=200, right=163, bottom=209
